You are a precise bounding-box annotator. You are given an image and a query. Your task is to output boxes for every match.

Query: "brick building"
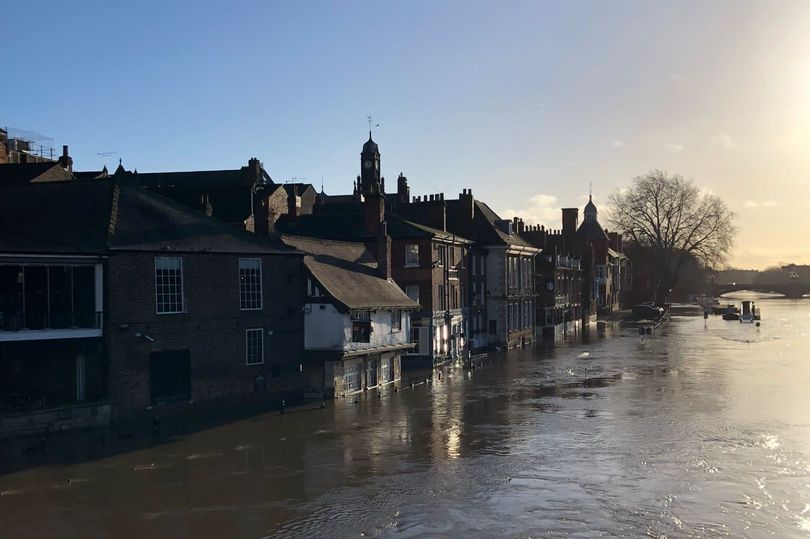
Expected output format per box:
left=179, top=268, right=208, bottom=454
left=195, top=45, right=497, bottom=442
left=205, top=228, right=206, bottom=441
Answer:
left=519, top=217, right=584, bottom=337
left=275, top=134, right=474, bottom=364
left=0, top=177, right=306, bottom=434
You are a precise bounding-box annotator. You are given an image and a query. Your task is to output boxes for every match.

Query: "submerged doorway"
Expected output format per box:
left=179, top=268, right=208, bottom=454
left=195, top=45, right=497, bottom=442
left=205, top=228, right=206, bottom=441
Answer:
left=149, top=349, right=191, bottom=405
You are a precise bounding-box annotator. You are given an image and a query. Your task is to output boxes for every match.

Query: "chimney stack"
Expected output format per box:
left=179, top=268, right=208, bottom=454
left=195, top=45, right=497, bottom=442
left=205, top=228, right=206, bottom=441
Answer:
left=459, top=188, right=474, bottom=220
left=397, top=173, right=410, bottom=204
left=250, top=186, right=271, bottom=235
left=561, top=208, right=579, bottom=239
left=426, top=198, right=447, bottom=231
left=287, top=186, right=301, bottom=219
left=364, top=190, right=385, bottom=236
left=58, top=145, right=73, bottom=172
left=376, top=222, right=392, bottom=280
left=247, top=157, right=263, bottom=185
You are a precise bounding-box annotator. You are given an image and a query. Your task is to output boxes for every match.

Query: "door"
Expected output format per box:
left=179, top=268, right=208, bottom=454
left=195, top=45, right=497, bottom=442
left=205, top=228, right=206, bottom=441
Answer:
left=367, top=357, right=378, bottom=388
left=149, top=349, right=191, bottom=405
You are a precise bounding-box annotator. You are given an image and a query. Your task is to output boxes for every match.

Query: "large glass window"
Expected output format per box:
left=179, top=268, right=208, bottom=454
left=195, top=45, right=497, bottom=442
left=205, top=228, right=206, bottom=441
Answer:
left=245, top=328, right=264, bottom=365
left=0, top=264, right=98, bottom=330
left=239, top=258, right=263, bottom=310
left=391, top=309, right=402, bottom=332
left=155, top=257, right=184, bottom=314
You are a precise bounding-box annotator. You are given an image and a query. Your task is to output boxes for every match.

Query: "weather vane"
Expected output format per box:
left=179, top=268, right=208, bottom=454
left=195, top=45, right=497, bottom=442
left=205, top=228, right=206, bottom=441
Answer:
left=367, top=115, right=379, bottom=134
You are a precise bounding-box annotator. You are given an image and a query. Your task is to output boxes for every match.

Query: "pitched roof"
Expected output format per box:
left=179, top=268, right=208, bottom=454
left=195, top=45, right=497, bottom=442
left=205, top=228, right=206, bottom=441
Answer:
left=575, top=218, right=609, bottom=241
left=0, top=180, right=114, bottom=253
left=111, top=182, right=296, bottom=254
left=0, top=162, right=72, bottom=185
left=275, top=209, right=472, bottom=244
left=281, top=234, right=418, bottom=311
left=134, top=167, right=263, bottom=189
left=0, top=178, right=298, bottom=256
left=444, top=199, right=537, bottom=249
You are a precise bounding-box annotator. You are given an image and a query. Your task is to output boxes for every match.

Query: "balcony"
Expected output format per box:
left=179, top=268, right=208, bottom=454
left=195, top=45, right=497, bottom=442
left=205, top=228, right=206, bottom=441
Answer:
left=0, top=263, right=103, bottom=341
left=0, top=310, right=103, bottom=341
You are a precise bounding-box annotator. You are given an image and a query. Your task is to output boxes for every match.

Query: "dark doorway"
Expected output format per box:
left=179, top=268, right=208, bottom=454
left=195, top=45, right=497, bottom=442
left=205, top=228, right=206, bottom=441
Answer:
left=149, top=349, right=191, bottom=405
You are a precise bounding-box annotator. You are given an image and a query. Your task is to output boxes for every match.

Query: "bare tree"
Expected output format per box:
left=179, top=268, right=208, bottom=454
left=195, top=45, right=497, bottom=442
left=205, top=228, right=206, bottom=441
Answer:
left=609, top=170, right=736, bottom=305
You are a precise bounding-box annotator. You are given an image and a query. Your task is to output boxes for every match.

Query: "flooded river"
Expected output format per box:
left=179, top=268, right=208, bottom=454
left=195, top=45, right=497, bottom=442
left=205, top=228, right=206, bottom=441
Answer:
left=2, top=297, right=810, bottom=538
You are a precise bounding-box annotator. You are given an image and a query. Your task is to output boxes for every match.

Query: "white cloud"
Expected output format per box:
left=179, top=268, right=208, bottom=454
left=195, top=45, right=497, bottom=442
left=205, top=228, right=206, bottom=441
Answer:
left=743, top=200, right=779, bottom=208
left=501, top=193, right=560, bottom=226
left=612, top=140, right=624, bottom=148
left=665, top=143, right=684, bottom=152
left=712, top=133, right=736, bottom=149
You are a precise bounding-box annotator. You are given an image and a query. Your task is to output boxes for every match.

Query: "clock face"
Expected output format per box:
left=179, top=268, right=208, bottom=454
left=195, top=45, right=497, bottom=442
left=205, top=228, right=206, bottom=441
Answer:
left=364, top=160, right=372, bottom=169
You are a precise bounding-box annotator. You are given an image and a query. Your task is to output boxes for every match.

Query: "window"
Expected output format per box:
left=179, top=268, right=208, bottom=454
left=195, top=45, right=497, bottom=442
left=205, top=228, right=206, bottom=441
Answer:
left=405, top=284, right=420, bottom=303
left=381, top=357, right=394, bottom=382
left=344, top=363, right=361, bottom=392
left=449, top=284, right=457, bottom=309
left=351, top=311, right=371, bottom=343
left=239, top=258, right=263, bottom=310
left=438, top=284, right=446, bottom=310
left=155, top=257, right=184, bottom=314
left=245, top=328, right=264, bottom=365
left=391, top=309, right=402, bottom=332
left=410, top=327, right=421, bottom=350
left=449, top=246, right=456, bottom=266
left=437, top=246, right=447, bottom=267
left=405, top=244, right=420, bottom=267
left=307, top=277, right=323, bottom=297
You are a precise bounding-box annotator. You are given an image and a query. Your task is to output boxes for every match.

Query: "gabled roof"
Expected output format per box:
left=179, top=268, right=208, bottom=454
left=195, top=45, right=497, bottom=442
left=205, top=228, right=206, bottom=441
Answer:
left=281, top=235, right=418, bottom=311
left=282, top=183, right=316, bottom=197
left=275, top=209, right=472, bottom=244
left=0, top=178, right=298, bottom=256
left=0, top=162, right=72, bottom=184
left=444, top=199, right=536, bottom=249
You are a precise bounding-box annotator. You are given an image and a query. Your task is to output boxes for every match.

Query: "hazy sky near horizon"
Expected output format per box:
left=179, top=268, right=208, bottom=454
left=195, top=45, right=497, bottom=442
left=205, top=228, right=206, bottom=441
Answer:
left=4, top=1, right=809, bottom=269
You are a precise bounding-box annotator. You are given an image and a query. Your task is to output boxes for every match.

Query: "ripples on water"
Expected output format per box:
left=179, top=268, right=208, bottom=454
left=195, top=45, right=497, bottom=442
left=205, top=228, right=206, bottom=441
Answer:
left=1, top=298, right=810, bottom=538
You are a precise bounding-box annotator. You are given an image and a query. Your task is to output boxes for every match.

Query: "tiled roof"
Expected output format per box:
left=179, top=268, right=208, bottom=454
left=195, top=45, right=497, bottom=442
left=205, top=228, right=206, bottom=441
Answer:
left=444, top=199, right=536, bottom=249
left=0, top=163, right=72, bottom=184
left=134, top=167, right=261, bottom=188
left=281, top=234, right=418, bottom=311
left=275, top=211, right=473, bottom=244
left=0, top=178, right=298, bottom=256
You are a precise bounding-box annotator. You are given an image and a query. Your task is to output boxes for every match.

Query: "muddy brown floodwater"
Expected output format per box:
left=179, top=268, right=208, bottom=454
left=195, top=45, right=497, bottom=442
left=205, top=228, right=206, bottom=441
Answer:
left=2, top=297, right=810, bottom=538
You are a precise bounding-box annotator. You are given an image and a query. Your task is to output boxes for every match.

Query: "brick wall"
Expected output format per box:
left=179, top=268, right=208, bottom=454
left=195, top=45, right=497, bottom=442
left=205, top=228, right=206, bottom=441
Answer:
left=104, top=251, right=306, bottom=415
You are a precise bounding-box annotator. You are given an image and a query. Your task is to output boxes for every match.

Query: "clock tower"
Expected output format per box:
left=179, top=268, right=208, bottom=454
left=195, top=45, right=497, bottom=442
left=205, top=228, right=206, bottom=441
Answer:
left=359, top=131, right=382, bottom=196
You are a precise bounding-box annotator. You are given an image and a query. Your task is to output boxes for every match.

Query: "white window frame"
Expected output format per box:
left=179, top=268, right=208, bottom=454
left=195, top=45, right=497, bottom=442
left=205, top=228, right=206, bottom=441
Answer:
left=155, top=256, right=184, bottom=314
left=391, top=309, right=402, bottom=332
left=239, top=258, right=263, bottom=311
left=405, top=244, right=420, bottom=267
left=307, top=277, right=324, bottom=298
left=245, top=328, right=265, bottom=365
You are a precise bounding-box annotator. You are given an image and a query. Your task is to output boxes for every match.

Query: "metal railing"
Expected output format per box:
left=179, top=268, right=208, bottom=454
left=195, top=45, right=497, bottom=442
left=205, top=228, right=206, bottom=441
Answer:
left=0, top=311, right=102, bottom=332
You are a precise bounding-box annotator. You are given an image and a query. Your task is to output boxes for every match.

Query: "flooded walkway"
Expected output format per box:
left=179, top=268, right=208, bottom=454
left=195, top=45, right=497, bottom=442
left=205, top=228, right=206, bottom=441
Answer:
left=2, top=298, right=810, bottom=538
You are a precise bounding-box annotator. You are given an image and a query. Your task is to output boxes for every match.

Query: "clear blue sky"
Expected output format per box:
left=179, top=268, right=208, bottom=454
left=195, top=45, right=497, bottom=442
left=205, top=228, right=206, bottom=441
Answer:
left=4, top=1, right=809, bottom=268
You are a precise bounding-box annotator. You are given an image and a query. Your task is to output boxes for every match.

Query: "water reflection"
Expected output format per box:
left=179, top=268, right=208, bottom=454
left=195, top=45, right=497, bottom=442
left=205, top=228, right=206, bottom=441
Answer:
left=1, top=298, right=810, bottom=538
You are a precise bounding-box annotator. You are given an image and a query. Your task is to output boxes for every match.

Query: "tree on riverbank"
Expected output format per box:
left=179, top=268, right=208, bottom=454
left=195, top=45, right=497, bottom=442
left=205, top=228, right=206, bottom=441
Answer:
left=609, top=170, right=736, bottom=305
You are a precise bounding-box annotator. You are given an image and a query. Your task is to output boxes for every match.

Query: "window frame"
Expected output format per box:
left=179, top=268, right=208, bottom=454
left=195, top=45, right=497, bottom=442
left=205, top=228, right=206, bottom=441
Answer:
left=155, top=256, right=184, bottom=315
left=245, top=328, right=265, bottom=366
left=391, top=309, right=402, bottom=332
left=239, top=258, right=263, bottom=311
left=405, top=244, right=420, bottom=267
